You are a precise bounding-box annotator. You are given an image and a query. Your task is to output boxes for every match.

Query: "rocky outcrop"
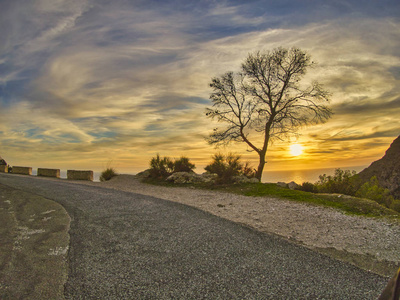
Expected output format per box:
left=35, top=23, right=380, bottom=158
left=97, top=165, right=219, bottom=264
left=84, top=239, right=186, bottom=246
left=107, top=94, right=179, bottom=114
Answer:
left=358, top=135, right=400, bottom=199
left=166, top=172, right=217, bottom=184
left=231, top=175, right=259, bottom=184
left=166, top=172, right=259, bottom=184
left=276, top=181, right=301, bottom=190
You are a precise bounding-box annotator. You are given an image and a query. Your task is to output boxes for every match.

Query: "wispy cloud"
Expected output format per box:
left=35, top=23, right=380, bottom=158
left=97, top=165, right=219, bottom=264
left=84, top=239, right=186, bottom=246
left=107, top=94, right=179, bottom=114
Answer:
left=0, top=0, right=399, bottom=172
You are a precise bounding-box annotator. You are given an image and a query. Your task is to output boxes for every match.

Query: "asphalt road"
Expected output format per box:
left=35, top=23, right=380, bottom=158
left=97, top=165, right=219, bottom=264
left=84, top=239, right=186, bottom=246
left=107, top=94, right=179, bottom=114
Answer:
left=0, top=173, right=388, bottom=299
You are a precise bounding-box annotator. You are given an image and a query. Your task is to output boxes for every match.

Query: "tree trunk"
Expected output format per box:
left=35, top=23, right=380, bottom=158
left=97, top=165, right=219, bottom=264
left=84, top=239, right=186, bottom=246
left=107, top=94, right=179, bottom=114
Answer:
left=255, top=152, right=266, bottom=181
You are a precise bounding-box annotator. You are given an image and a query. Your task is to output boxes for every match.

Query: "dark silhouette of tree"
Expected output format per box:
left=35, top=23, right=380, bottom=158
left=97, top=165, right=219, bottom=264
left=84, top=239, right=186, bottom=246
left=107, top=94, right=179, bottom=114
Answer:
left=206, top=47, right=333, bottom=181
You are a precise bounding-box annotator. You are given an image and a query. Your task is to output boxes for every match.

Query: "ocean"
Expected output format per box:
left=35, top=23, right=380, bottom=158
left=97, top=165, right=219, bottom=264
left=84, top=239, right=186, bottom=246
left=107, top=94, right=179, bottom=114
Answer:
left=261, top=166, right=367, bottom=184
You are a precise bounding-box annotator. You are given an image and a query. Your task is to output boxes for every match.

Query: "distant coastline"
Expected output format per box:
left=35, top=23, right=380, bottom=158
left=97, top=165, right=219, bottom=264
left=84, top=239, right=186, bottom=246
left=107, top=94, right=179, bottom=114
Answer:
left=261, top=165, right=368, bottom=184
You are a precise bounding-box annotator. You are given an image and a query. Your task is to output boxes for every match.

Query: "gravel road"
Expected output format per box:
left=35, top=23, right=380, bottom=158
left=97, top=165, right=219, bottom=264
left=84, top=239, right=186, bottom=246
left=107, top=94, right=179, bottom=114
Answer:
left=0, top=173, right=388, bottom=299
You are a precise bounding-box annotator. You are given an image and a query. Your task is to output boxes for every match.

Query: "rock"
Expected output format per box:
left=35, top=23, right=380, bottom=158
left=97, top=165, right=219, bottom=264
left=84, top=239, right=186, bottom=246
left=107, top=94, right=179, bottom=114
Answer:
left=232, top=175, right=248, bottom=184
left=277, top=182, right=288, bottom=188
left=248, top=178, right=260, bottom=183
left=358, top=135, right=400, bottom=198
left=136, top=169, right=151, bottom=178
left=166, top=172, right=205, bottom=184
left=201, top=173, right=218, bottom=183
left=288, top=181, right=300, bottom=190
left=232, top=175, right=259, bottom=184
left=277, top=181, right=301, bottom=190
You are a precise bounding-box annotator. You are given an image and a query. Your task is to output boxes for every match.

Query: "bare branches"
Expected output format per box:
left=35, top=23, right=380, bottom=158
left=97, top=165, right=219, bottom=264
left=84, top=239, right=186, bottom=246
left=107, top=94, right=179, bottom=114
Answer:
left=206, top=71, right=260, bottom=151
left=205, top=47, right=333, bottom=180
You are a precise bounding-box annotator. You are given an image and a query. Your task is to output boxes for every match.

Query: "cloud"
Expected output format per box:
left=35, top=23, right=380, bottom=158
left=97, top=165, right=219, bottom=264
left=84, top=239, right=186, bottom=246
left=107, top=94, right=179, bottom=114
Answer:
left=0, top=0, right=399, bottom=172
left=332, top=97, right=400, bottom=116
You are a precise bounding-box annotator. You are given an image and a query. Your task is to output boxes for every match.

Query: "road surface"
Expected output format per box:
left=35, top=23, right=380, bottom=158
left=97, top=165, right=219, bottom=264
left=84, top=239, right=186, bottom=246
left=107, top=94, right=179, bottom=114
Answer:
left=0, top=173, right=388, bottom=299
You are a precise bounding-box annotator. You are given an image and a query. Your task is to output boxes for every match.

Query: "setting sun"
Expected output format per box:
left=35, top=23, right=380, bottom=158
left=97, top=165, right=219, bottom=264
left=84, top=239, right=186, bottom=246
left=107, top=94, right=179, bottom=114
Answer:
left=290, top=144, right=303, bottom=156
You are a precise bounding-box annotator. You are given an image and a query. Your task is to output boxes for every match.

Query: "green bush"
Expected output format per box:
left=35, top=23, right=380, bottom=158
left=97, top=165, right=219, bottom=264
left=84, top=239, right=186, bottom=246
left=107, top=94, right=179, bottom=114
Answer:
left=204, top=153, right=225, bottom=178
left=313, top=169, right=397, bottom=210
left=242, top=161, right=256, bottom=179
left=100, top=167, right=118, bottom=182
left=299, top=182, right=317, bottom=193
left=315, top=169, right=357, bottom=195
left=173, top=156, right=195, bottom=173
left=149, top=154, right=196, bottom=179
left=390, top=200, right=400, bottom=213
left=356, top=176, right=394, bottom=208
left=149, top=154, right=174, bottom=178
left=205, top=153, right=255, bottom=184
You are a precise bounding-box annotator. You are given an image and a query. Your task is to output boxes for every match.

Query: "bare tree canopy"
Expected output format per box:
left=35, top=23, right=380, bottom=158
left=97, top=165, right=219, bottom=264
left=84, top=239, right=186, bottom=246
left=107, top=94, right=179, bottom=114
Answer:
left=206, top=47, right=333, bottom=181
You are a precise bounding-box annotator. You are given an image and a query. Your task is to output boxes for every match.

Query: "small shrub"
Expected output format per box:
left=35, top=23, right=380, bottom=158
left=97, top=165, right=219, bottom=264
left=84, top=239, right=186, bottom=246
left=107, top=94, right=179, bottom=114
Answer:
left=242, top=161, right=256, bottom=179
left=204, top=153, right=225, bottom=178
left=224, top=153, right=243, bottom=180
left=173, top=156, right=195, bottom=173
left=315, top=168, right=357, bottom=195
left=356, top=176, right=394, bottom=208
left=149, top=154, right=196, bottom=179
left=100, top=167, right=118, bottom=182
left=299, top=182, right=317, bottom=193
left=149, top=154, right=174, bottom=178
left=205, top=153, right=255, bottom=184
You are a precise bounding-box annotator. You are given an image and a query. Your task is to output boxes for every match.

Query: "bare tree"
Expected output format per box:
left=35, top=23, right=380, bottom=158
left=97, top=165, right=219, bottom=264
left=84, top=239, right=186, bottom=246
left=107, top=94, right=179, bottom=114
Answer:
left=206, top=47, right=333, bottom=181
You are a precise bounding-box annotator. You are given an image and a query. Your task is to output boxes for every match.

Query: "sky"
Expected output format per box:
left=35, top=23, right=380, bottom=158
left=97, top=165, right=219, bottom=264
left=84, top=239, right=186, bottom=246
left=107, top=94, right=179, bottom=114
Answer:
left=1, top=0, right=399, bottom=175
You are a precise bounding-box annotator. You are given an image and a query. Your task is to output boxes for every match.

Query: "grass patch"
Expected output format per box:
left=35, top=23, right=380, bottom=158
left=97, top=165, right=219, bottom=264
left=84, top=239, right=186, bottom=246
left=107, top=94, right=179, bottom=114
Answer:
left=141, top=178, right=400, bottom=221
left=100, top=167, right=118, bottom=182
left=230, top=183, right=400, bottom=219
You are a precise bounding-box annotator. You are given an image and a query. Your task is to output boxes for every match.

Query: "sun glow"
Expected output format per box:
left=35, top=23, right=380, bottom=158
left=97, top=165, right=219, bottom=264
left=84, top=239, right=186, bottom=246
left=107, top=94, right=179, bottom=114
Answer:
left=290, top=144, right=303, bottom=156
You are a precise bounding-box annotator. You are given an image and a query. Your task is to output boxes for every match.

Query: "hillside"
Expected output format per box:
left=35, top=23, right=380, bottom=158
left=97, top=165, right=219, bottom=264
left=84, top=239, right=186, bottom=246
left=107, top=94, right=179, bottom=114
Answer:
left=358, top=135, right=400, bottom=199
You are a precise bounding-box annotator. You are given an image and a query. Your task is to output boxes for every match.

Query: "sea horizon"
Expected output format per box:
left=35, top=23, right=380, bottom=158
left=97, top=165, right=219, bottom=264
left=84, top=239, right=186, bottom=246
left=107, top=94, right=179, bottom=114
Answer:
left=261, top=165, right=368, bottom=184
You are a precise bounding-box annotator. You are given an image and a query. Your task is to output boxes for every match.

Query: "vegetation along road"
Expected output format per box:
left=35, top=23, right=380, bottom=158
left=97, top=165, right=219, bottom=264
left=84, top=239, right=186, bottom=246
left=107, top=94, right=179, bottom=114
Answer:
left=0, top=173, right=389, bottom=299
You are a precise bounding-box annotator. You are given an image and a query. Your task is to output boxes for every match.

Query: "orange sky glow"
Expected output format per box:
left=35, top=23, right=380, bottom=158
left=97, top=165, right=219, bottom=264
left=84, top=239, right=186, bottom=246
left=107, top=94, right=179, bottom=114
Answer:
left=0, top=1, right=399, bottom=178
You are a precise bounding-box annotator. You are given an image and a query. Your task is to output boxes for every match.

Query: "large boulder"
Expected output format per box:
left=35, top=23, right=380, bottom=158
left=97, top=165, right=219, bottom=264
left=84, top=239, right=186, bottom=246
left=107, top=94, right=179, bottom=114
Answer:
left=287, top=181, right=301, bottom=190
left=358, top=135, right=400, bottom=198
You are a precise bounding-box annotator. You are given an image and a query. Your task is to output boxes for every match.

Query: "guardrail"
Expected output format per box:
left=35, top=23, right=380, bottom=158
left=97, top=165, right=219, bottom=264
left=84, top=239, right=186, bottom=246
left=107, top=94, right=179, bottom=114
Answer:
left=12, top=166, right=32, bottom=175
left=67, top=170, right=94, bottom=181
left=0, top=166, right=94, bottom=181
left=38, top=168, right=60, bottom=178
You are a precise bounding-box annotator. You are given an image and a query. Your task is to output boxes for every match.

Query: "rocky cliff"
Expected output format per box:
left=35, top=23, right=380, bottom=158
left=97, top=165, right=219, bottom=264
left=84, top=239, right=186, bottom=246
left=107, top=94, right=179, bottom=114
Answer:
left=358, top=135, right=400, bottom=199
